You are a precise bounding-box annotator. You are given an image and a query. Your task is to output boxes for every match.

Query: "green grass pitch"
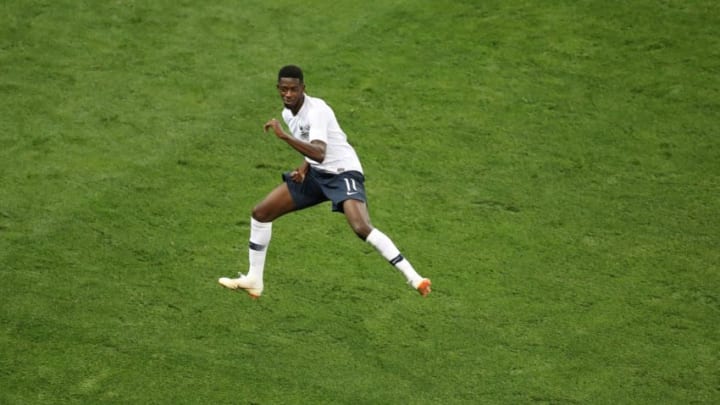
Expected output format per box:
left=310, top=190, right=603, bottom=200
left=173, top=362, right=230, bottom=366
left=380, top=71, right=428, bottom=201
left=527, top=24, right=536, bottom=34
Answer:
left=1, top=0, right=718, bottom=403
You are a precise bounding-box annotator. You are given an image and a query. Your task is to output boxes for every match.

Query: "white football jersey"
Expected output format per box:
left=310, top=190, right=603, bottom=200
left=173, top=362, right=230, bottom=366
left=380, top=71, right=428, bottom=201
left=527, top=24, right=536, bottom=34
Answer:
left=281, top=94, right=364, bottom=174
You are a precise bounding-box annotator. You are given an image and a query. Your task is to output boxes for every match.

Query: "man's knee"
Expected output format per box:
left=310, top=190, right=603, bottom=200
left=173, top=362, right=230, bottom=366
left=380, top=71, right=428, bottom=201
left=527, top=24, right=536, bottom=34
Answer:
left=351, top=222, right=373, bottom=240
left=252, top=205, right=273, bottom=223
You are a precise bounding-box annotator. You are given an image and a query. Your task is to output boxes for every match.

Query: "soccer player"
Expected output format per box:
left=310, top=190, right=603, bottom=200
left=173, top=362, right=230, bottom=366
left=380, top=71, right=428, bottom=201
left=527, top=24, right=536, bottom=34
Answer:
left=218, top=65, right=431, bottom=298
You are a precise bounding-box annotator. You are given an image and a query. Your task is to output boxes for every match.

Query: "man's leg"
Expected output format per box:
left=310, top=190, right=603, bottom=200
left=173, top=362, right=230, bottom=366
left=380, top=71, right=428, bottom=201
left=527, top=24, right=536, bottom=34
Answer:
left=342, top=199, right=431, bottom=297
left=219, top=183, right=296, bottom=298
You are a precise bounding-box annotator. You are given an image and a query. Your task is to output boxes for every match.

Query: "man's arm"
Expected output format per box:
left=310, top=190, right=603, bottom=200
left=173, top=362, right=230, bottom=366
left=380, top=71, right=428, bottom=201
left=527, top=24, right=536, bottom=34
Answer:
left=263, top=118, right=326, bottom=163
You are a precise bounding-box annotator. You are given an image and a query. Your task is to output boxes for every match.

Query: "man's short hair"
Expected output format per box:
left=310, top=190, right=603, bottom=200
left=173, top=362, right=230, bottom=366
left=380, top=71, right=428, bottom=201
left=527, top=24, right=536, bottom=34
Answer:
left=278, top=65, right=304, bottom=83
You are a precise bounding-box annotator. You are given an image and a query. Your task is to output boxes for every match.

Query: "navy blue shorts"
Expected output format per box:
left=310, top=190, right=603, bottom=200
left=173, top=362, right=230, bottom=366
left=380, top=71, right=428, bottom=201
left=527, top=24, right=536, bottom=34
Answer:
left=283, top=167, right=367, bottom=213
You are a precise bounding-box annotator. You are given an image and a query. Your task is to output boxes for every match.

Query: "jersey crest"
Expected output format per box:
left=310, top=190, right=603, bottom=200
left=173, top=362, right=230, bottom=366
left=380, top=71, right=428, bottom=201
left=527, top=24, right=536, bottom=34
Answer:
left=299, top=124, right=310, bottom=141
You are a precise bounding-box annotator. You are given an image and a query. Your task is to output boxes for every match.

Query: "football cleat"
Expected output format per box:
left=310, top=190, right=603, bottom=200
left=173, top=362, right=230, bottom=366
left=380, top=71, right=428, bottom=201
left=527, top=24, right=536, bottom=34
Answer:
left=415, top=278, right=432, bottom=297
left=218, top=274, right=263, bottom=299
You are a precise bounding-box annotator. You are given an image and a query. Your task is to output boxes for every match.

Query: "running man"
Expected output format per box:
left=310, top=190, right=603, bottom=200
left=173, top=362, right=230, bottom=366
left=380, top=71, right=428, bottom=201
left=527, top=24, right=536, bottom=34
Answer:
left=219, top=65, right=431, bottom=298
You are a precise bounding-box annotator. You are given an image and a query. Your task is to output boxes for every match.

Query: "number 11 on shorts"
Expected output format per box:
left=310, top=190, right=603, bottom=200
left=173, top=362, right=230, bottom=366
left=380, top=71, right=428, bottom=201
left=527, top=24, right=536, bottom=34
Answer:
left=344, top=178, right=359, bottom=195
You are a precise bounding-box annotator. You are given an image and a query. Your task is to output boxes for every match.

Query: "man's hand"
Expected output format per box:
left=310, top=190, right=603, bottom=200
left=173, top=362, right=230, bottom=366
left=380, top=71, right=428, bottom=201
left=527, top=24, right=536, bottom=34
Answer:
left=290, top=162, right=309, bottom=183
left=289, top=169, right=305, bottom=183
left=263, top=118, right=289, bottom=140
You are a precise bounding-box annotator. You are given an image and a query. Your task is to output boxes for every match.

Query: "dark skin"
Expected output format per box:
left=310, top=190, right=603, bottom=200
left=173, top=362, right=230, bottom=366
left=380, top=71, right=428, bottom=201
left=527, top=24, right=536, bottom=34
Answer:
left=254, top=77, right=374, bottom=239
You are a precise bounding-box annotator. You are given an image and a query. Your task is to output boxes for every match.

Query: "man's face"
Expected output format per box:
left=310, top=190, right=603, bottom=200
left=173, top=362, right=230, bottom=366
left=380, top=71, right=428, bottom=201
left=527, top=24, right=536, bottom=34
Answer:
left=277, top=77, right=305, bottom=110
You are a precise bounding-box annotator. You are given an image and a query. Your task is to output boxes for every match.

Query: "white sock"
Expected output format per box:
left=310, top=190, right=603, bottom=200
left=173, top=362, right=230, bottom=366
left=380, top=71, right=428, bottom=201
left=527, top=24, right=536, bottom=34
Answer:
left=365, top=228, right=422, bottom=286
left=247, top=218, right=272, bottom=282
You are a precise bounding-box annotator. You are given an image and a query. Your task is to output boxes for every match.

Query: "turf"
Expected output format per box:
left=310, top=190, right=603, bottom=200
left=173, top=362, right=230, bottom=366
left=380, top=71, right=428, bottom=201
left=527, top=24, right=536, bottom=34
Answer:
left=1, top=0, right=718, bottom=403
